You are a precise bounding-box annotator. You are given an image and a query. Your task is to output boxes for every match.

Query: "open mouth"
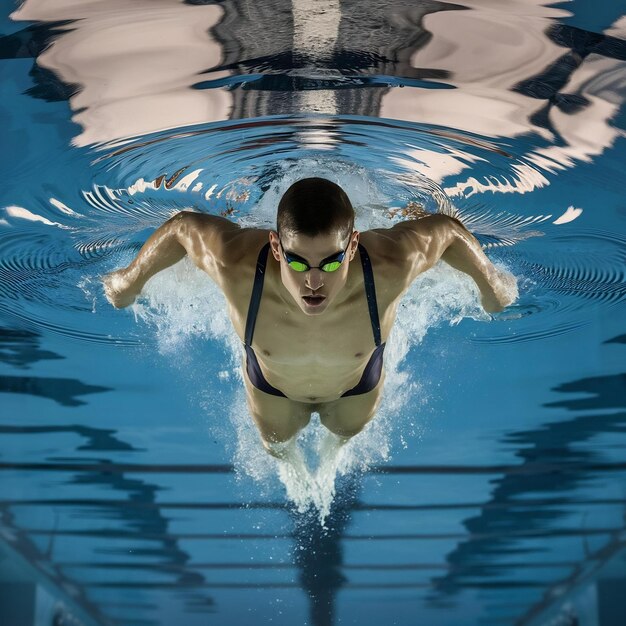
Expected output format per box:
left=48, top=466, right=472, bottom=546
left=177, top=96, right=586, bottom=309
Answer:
left=302, top=295, right=326, bottom=307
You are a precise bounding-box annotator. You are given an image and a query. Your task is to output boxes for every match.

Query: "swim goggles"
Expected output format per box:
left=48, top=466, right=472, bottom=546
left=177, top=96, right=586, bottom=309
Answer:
left=280, top=240, right=350, bottom=272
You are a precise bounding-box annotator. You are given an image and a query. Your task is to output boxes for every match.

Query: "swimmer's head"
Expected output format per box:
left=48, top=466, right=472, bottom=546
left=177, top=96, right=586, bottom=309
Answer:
left=269, top=178, right=359, bottom=316
left=276, top=178, right=355, bottom=241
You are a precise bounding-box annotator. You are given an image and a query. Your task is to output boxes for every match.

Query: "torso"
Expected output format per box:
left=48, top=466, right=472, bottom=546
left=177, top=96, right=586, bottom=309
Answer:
left=211, top=228, right=411, bottom=402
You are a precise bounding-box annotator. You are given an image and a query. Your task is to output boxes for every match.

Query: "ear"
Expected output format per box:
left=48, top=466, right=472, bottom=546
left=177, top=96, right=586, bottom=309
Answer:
left=269, top=231, right=282, bottom=262
left=349, top=230, right=360, bottom=260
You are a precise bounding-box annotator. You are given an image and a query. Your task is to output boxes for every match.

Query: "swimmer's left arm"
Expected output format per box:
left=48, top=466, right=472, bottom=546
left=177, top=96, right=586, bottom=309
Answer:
left=391, top=215, right=518, bottom=312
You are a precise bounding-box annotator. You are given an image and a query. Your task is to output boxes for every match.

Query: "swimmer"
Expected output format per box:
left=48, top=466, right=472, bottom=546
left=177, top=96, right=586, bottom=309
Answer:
left=103, top=178, right=517, bottom=460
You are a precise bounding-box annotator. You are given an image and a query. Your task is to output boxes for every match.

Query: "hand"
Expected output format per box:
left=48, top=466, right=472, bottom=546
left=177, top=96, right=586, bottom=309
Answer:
left=481, top=269, right=518, bottom=313
left=102, top=268, right=138, bottom=308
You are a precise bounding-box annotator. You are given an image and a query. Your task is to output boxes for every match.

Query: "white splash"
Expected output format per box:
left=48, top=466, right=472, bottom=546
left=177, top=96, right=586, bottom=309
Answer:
left=230, top=397, right=393, bottom=526
left=129, top=258, right=239, bottom=359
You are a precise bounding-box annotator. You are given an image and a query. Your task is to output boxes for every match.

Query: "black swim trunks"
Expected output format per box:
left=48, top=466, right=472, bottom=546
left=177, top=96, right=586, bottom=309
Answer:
left=243, top=242, right=386, bottom=398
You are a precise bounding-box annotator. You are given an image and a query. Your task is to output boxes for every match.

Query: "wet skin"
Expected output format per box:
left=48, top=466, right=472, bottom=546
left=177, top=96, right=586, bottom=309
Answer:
left=103, top=210, right=517, bottom=449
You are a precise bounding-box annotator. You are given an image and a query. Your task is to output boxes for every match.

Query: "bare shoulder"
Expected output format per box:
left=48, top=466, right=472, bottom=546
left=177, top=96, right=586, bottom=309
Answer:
left=361, top=214, right=457, bottom=258
left=359, top=214, right=462, bottom=289
left=177, top=211, right=268, bottom=264
left=387, top=213, right=461, bottom=248
left=222, top=227, right=271, bottom=266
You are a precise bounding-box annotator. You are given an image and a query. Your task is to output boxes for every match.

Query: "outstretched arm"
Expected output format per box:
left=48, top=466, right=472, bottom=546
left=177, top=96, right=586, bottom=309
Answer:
left=393, top=214, right=518, bottom=312
left=102, top=211, right=239, bottom=308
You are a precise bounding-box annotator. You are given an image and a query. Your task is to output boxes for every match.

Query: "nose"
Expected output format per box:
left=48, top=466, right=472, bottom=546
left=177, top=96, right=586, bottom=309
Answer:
left=305, top=268, right=324, bottom=291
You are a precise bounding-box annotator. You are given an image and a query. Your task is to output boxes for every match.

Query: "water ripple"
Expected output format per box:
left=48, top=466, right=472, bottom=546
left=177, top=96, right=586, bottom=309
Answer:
left=475, top=229, right=626, bottom=343
left=1, top=114, right=623, bottom=348
left=522, top=230, right=626, bottom=307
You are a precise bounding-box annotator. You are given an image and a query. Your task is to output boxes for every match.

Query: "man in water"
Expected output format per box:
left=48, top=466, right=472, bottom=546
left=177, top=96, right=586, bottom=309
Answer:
left=103, top=178, right=516, bottom=460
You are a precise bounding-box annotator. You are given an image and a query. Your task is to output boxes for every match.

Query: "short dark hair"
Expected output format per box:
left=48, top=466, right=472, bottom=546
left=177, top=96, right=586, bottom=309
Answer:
left=277, top=178, right=355, bottom=241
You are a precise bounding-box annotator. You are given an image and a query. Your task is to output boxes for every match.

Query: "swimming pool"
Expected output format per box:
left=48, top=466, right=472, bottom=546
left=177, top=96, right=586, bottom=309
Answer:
left=1, top=0, right=625, bottom=624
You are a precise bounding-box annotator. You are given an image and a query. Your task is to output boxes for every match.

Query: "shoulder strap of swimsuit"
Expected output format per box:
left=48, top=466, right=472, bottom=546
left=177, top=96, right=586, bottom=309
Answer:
left=246, top=242, right=381, bottom=347
left=357, top=243, right=382, bottom=347
left=244, top=242, right=271, bottom=346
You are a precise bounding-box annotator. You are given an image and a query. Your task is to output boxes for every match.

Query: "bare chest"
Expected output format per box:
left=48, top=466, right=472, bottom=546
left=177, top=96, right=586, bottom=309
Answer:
left=217, top=236, right=404, bottom=399
left=252, top=290, right=379, bottom=367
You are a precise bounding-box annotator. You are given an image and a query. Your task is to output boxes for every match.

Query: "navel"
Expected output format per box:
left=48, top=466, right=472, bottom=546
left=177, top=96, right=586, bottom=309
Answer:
left=354, top=352, right=363, bottom=358
left=262, top=349, right=271, bottom=356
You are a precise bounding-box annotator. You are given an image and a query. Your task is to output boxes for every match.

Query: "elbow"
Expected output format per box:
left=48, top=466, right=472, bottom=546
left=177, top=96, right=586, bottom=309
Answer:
left=165, top=210, right=190, bottom=234
left=442, top=215, right=476, bottom=250
left=423, top=214, right=466, bottom=239
left=425, top=214, right=468, bottom=256
left=172, top=210, right=196, bottom=225
left=171, top=210, right=202, bottom=239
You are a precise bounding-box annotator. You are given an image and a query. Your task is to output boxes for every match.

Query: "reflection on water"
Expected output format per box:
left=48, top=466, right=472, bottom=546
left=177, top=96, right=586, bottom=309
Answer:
left=0, top=326, right=62, bottom=369
left=322, top=346, right=624, bottom=625
left=1, top=0, right=625, bottom=624
left=0, top=325, right=110, bottom=405
left=0, top=19, right=79, bottom=103
left=0, top=375, right=109, bottom=407
left=0, top=0, right=623, bottom=349
left=432, top=363, right=626, bottom=621
left=291, top=477, right=360, bottom=626
left=7, top=0, right=626, bottom=171
left=1, top=421, right=218, bottom=624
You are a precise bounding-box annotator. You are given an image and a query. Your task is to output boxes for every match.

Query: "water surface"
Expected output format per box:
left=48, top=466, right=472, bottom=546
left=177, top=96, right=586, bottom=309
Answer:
left=1, top=1, right=625, bottom=624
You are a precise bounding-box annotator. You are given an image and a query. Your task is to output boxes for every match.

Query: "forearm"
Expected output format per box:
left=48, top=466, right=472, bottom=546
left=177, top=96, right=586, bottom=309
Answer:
left=124, top=213, right=188, bottom=291
left=103, top=213, right=188, bottom=307
left=441, top=221, right=517, bottom=312
left=442, top=223, right=496, bottom=293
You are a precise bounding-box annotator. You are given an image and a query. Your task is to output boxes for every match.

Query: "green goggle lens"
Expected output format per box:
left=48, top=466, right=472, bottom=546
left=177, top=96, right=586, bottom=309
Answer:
left=281, top=238, right=350, bottom=273
left=287, top=260, right=309, bottom=272
left=321, top=260, right=342, bottom=272
left=287, top=259, right=343, bottom=272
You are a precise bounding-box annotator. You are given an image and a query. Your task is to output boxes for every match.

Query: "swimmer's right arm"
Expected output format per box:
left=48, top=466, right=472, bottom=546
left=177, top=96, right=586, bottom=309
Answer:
left=102, top=211, right=240, bottom=308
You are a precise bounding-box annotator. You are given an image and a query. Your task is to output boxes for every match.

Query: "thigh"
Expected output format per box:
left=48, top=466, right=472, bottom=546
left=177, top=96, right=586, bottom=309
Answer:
left=244, top=378, right=313, bottom=443
left=318, top=373, right=385, bottom=438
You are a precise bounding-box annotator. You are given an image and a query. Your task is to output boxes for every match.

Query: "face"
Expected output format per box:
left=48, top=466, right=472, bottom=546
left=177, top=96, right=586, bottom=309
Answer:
left=269, top=229, right=360, bottom=315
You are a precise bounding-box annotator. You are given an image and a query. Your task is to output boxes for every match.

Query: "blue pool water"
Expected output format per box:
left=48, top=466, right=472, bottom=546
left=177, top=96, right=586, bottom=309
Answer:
left=1, top=1, right=625, bottom=625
